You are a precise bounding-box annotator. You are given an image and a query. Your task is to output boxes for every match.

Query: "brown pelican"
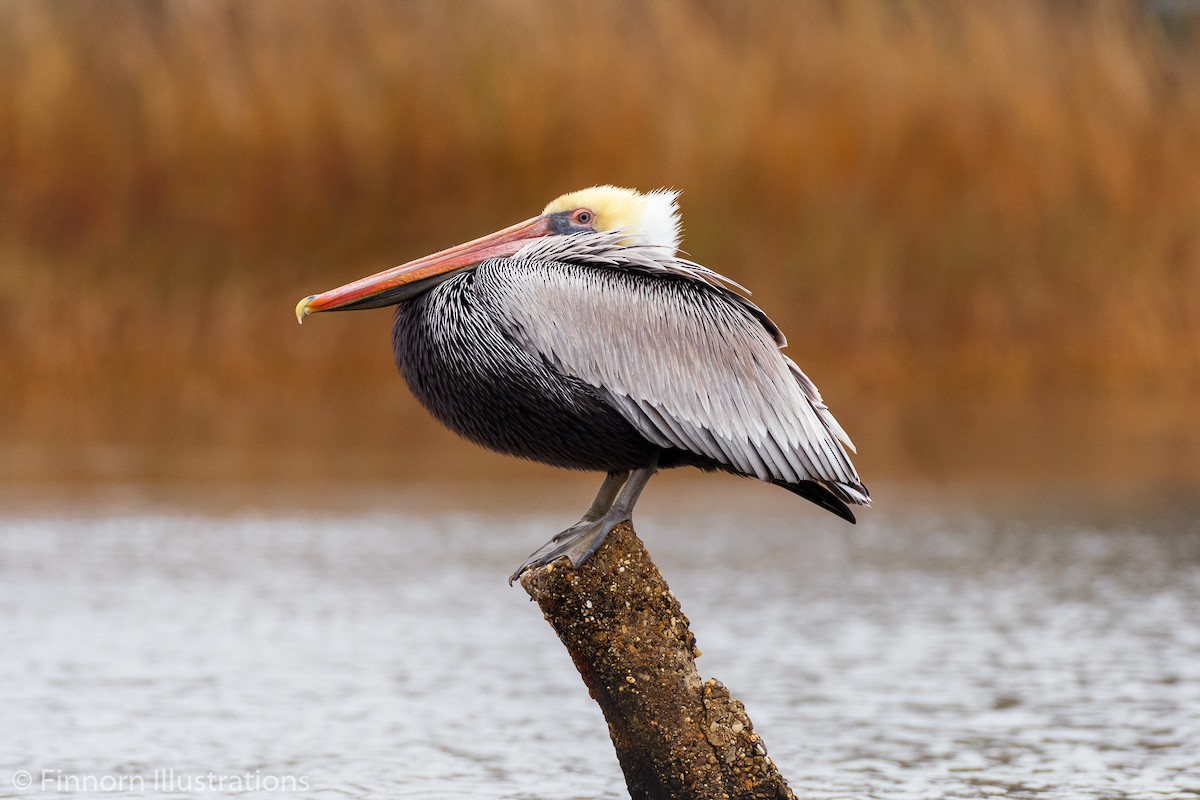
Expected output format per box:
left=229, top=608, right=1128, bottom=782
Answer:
left=296, top=186, right=869, bottom=581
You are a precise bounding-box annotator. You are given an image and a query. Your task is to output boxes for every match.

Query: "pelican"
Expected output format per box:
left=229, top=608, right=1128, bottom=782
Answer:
left=297, top=186, right=869, bottom=581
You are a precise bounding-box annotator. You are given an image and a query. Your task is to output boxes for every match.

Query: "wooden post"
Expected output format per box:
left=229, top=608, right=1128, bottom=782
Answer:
left=519, top=522, right=796, bottom=800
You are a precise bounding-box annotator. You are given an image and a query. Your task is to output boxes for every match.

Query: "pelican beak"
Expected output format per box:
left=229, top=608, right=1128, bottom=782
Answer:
left=296, top=214, right=554, bottom=322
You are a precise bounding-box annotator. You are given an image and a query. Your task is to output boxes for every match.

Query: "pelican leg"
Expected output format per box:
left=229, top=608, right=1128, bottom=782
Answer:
left=578, top=469, right=631, bottom=523
left=509, top=465, right=656, bottom=584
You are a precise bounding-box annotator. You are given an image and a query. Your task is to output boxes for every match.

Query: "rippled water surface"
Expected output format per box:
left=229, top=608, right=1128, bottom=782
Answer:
left=2, top=485, right=1199, bottom=799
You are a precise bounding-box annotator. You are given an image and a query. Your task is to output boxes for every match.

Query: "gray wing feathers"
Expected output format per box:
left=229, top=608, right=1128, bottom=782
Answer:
left=479, top=260, right=868, bottom=502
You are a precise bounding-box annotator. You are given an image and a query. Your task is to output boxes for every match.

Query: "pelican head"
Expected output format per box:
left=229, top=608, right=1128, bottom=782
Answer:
left=296, top=186, right=681, bottom=322
left=542, top=185, right=681, bottom=253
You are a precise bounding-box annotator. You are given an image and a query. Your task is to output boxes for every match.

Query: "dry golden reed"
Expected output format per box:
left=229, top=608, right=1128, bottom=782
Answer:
left=1, top=0, right=1198, bottom=485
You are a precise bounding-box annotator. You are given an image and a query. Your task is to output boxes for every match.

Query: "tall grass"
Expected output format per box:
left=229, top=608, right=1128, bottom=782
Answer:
left=1, top=0, right=1198, bottom=484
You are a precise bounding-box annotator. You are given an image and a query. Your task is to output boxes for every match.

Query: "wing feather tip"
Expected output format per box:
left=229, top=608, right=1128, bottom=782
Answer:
left=772, top=479, right=869, bottom=524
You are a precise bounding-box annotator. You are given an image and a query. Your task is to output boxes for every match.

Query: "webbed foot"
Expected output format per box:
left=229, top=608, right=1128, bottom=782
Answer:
left=509, top=464, right=655, bottom=586
left=508, top=510, right=629, bottom=585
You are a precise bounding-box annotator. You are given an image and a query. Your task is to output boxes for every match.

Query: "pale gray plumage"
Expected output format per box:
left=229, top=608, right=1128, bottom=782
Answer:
left=483, top=236, right=866, bottom=505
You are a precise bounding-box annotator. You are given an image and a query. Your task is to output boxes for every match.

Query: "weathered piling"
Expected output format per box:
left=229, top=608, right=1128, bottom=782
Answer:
left=519, top=522, right=795, bottom=800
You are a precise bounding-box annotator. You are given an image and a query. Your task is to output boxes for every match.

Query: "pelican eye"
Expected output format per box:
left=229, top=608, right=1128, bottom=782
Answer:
left=572, top=209, right=594, bottom=226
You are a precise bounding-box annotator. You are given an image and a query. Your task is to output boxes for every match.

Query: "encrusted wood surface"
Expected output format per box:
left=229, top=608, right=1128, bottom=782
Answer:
left=520, top=522, right=795, bottom=800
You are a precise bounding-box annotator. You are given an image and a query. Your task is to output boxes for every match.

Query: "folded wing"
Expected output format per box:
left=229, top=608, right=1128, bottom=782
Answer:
left=478, top=258, right=870, bottom=506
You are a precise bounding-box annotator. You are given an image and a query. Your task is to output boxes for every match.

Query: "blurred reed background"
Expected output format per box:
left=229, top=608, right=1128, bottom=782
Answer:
left=1, top=0, right=1198, bottom=501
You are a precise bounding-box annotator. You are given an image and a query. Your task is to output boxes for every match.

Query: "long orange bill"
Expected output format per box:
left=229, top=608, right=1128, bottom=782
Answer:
left=296, top=215, right=553, bottom=323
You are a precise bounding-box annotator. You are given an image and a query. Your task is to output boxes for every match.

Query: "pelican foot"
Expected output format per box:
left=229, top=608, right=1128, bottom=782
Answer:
left=508, top=512, right=629, bottom=585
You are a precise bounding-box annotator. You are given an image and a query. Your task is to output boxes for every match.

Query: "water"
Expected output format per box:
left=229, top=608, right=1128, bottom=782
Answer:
left=1, top=484, right=1198, bottom=799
